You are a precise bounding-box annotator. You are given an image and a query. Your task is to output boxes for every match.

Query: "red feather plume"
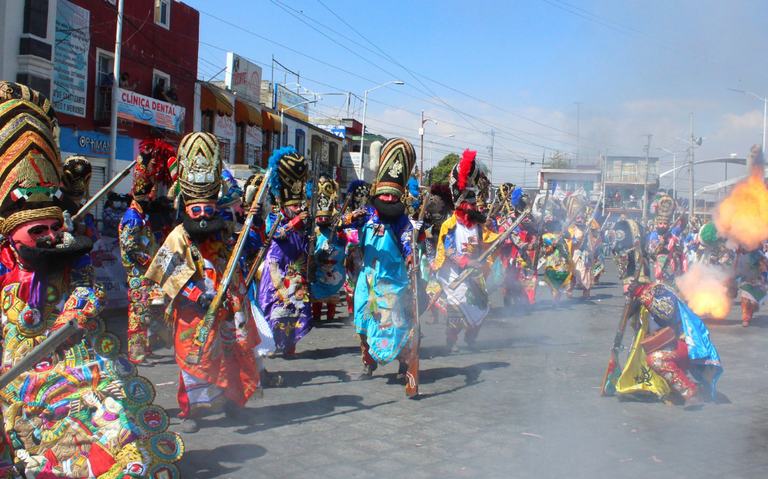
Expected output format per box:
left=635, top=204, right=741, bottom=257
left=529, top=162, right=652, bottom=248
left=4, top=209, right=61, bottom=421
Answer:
left=138, top=138, right=174, bottom=187
left=458, top=149, right=476, bottom=190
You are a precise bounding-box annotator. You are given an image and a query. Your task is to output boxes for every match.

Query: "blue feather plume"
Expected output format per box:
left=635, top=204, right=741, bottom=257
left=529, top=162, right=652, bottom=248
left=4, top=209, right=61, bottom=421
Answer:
left=306, top=179, right=313, bottom=199
left=347, top=179, right=366, bottom=196
left=268, top=146, right=297, bottom=201
left=511, top=188, right=523, bottom=207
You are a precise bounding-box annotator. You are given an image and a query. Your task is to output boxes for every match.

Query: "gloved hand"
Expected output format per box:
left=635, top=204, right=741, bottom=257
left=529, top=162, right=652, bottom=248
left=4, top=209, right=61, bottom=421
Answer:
left=410, top=220, right=423, bottom=232
left=196, top=294, right=212, bottom=310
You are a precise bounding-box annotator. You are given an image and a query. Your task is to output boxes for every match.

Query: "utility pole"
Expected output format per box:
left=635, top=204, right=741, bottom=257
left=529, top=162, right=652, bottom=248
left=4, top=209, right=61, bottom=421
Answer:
left=488, top=130, right=495, bottom=183
left=690, top=113, right=695, bottom=215
left=643, top=134, right=652, bottom=223
left=108, top=0, right=125, bottom=181
left=575, top=102, right=582, bottom=161
left=419, top=110, right=424, bottom=184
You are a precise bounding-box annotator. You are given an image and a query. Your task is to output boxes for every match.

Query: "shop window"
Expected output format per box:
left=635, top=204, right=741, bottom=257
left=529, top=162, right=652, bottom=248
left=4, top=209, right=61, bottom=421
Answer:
left=201, top=111, right=214, bottom=133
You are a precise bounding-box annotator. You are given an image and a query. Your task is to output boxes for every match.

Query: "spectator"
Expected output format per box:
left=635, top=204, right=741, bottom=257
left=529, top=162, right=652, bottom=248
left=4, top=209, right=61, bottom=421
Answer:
left=153, top=78, right=171, bottom=103
left=119, top=72, right=137, bottom=91
left=102, top=192, right=123, bottom=237
left=166, top=84, right=182, bottom=105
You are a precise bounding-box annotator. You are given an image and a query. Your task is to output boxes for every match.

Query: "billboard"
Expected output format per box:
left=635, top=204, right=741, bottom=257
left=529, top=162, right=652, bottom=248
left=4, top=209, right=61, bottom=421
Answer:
left=53, top=0, right=89, bottom=117
left=225, top=52, right=262, bottom=104
left=274, top=84, right=310, bottom=122
left=116, top=88, right=185, bottom=133
left=315, top=123, right=346, bottom=139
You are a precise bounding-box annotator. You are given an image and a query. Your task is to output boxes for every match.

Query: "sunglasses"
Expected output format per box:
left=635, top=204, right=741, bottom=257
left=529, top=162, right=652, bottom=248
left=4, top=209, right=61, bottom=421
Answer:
left=188, top=205, right=215, bottom=217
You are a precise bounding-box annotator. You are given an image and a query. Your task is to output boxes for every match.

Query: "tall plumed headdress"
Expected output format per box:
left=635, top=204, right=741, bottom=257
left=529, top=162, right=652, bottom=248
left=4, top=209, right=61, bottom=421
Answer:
left=496, top=182, right=516, bottom=215
left=243, top=173, right=265, bottom=209
left=133, top=138, right=173, bottom=200
left=268, top=146, right=308, bottom=207
left=371, top=138, right=416, bottom=198
left=346, top=179, right=369, bottom=210
left=449, top=149, right=480, bottom=206
left=0, top=82, right=64, bottom=235
left=475, top=171, right=490, bottom=208
left=699, top=221, right=719, bottom=247
left=60, top=155, right=92, bottom=203
left=654, top=194, right=676, bottom=226
left=316, top=173, right=339, bottom=218
left=565, top=195, right=584, bottom=222
left=173, top=132, right=222, bottom=205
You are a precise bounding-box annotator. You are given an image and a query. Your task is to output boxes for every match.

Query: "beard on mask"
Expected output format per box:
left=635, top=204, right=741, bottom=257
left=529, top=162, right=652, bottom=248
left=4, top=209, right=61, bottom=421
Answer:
left=372, top=196, right=406, bottom=224
left=465, top=208, right=487, bottom=225
left=182, top=212, right=227, bottom=239
left=16, top=235, right=93, bottom=275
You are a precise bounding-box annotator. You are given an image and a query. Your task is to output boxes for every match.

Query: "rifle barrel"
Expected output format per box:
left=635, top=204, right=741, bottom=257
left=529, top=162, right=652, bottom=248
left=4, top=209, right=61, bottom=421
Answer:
left=72, top=160, right=137, bottom=223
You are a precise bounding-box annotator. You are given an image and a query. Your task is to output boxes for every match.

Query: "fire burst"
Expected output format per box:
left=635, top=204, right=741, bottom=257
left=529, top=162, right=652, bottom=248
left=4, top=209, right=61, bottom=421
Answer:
left=677, top=263, right=733, bottom=319
left=714, top=168, right=768, bottom=251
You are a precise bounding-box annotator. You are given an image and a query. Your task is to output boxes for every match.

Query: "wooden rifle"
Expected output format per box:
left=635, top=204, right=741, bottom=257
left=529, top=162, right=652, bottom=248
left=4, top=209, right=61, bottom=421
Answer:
left=72, top=160, right=137, bottom=223
left=306, top=157, right=322, bottom=287
left=328, top=190, right=354, bottom=240
left=185, top=167, right=274, bottom=365
left=600, top=260, right=645, bottom=396
left=489, top=187, right=514, bottom=221
left=244, top=213, right=283, bottom=288
left=406, top=191, right=431, bottom=397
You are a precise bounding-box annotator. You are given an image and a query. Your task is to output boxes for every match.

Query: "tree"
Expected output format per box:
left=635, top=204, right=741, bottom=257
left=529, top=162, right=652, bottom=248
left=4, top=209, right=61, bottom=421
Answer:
left=426, top=153, right=460, bottom=186
left=546, top=150, right=570, bottom=169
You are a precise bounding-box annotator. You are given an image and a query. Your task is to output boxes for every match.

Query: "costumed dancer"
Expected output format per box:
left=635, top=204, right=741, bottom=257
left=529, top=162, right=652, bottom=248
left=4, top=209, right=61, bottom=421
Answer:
left=310, top=173, right=346, bottom=323
left=146, top=132, right=260, bottom=434
left=738, top=245, right=768, bottom=327
left=342, top=180, right=370, bottom=314
left=622, top=279, right=723, bottom=408
left=257, top=147, right=312, bottom=359
left=342, top=139, right=416, bottom=380
left=0, top=82, right=184, bottom=477
left=59, top=155, right=99, bottom=241
left=648, top=194, right=685, bottom=283
left=495, top=185, right=536, bottom=307
left=433, top=150, right=500, bottom=353
left=566, top=196, right=599, bottom=299
left=119, top=139, right=174, bottom=363
left=540, top=213, right=573, bottom=301
left=423, top=183, right=454, bottom=324
left=607, top=217, right=651, bottom=292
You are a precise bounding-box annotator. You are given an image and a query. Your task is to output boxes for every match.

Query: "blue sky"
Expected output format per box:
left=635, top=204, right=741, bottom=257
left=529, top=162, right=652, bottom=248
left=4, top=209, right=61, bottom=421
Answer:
left=184, top=0, right=768, bottom=195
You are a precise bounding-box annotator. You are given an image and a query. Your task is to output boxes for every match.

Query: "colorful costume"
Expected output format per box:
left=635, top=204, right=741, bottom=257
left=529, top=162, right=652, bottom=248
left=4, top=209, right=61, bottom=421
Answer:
left=146, top=132, right=259, bottom=433
left=738, top=249, right=768, bottom=327
left=0, top=81, right=183, bottom=477
left=310, top=174, right=346, bottom=322
left=119, top=139, right=173, bottom=363
left=59, top=155, right=98, bottom=242
left=346, top=139, right=415, bottom=378
left=434, top=150, right=499, bottom=350
left=342, top=180, right=369, bottom=314
left=541, top=220, right=573, bottom=300
left=257, top=147, right=311, bottom=356
left=566, top=197, right=599, bottom=299
left=647, top=195, right=685, bottom=283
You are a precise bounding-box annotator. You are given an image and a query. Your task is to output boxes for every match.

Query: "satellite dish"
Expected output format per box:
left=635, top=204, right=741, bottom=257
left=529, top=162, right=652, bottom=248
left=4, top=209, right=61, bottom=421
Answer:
left=695, top=137, right=703, bottom=146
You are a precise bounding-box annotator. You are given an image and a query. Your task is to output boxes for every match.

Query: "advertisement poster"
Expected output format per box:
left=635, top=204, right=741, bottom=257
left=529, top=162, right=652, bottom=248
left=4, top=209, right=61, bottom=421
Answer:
left=90, top=237, right=128, bottom=309
left=53, top=0, right=90, bottom=117
left=116, top=88, right=186, bottom=133
left=225, top=52, right=262, bottom=104
left=274, top=84, right=310, bottom=122
left=215, top=112, right=236, bottom=138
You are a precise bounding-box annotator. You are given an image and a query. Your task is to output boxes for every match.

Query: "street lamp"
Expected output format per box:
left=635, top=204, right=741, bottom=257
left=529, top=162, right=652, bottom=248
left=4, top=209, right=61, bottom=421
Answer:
left=658, top=147, right=685, bottom=200
left=358, top=80, right=405, bottom=179
left=728, top=88, right=768, bottom=154
left=280, top=99, right=317, bottom=148
left=428, top=133, right=455, bottom=185
left=420, top=111, right=438, bottom=183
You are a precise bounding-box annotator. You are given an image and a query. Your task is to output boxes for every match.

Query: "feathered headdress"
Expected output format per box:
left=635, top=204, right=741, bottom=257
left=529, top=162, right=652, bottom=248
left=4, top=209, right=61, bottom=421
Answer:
left=269, top=146, right=307, bottom=207
left=347, top=179, right=370, bottom=209
left=511, top=188, right=524, bottom=208
left=347, top=179, right=366, bottom=196
left=268, top=146, right=296, bottom=202
left=458, top=150, right=476, bottom=190
left=449, top=149, right=480, bottom=206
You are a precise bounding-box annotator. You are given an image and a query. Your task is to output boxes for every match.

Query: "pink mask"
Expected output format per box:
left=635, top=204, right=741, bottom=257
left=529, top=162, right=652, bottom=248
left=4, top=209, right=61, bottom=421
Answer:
left=9, top=218, right=62, bottom=247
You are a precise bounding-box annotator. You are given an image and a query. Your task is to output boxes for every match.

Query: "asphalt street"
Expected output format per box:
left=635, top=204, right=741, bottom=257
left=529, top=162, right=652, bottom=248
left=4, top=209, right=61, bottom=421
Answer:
left=112, top=262, right=768, bottom=479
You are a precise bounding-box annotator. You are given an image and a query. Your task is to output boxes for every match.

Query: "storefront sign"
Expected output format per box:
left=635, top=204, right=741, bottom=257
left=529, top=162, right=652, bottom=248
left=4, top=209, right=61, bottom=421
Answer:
left=274, top=84, right=310, bottom=122
left=53, top=0, right=89, bottom=117
left=116, top=88, right=185, bottom=132
left=315, top=124, right=346, bottom=139
left=225, top=52, right=262, bottom=104
left=59, top=128, right=135, bottom=160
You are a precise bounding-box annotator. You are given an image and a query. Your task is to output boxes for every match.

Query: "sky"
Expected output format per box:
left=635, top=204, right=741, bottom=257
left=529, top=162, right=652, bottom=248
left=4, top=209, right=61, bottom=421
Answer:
left=184, top=0, right=768, bottom=198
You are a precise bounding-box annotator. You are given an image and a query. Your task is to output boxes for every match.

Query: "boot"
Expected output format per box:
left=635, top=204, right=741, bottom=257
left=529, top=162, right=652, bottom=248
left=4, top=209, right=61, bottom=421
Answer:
left=446, top=340, right=459, bottom=354
left=684, top=391, right=704, bottom=410
left=180, top=417, right=199, bottom=434
left=742, top=320, right=750, bottom=327
left=358, top=363, right=377, bottom=380
left=396, top=362, right=408, bottom=380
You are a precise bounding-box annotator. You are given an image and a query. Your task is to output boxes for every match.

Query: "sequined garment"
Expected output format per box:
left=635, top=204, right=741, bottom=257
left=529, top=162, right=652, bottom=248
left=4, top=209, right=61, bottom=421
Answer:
left=119, top=200, right=165, bottom=363
left=0, top=242, right=183, bottom=478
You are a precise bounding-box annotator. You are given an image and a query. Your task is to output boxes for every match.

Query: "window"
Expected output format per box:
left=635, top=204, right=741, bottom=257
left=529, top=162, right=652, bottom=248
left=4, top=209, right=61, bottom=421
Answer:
left=236, top=123, right=246, bottom=145
left=295, top=129, right=305, bottom=155
left=97, top=52, right=114, bottom=87
left=201, top=111, right=214, bottom=133
left=152, top=70, right=170, bottom=102
left=621, top=162, right=638, bottom=182
left=24, top=0, right=49, bottom=38
left=95, top=50, right=114, bottom=120
left=155, top=0, right=170, bottom=28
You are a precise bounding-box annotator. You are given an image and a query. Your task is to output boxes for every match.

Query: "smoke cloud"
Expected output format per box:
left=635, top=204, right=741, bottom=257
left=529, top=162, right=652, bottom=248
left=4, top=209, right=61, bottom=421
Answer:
left=677, top=263, right=733, bottom=320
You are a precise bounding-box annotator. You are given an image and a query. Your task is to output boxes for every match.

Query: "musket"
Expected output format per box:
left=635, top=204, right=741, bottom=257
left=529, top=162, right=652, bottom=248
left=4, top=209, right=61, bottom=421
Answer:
left=600, top=260, right=645, bottom=396
left=0, top=320, right=79, bottom=390
left=306, top=157, right=322, bottom=287
left=536, top=198, right=590, bottom=270
left=530, top=188, right=551, bottom=288
left=328, top=190, right=354, bottom=240
left=72, top=160, right=137, bottom=223
left=185, top=167, right=274, bottom=365
left=244, top=213, right=283, bottom=288
left=489, top=187, right=514, bottom=221
left=405, top=191, right=431, bottom=397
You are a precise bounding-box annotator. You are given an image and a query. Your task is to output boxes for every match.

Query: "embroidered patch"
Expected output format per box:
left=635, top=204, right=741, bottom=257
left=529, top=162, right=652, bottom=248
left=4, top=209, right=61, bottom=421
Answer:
left=93, top=332, right=121, bottom=358
left=137, top=405, right=170, bottom=434
left=123, top=376, right=156, bottom=406
left=106, top=354, right=138, bottom=379
left=150, top=432, right=185, bottom=463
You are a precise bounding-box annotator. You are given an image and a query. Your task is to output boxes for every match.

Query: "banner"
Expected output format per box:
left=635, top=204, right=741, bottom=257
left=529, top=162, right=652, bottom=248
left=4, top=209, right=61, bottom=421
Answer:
left=315, top=123, right=346, bottom=139
left=116, top=88, right=186, bottom=133
left=225, top=52, right=262, bottom=104
left=274, top=84, right=309, bottom=122
left=53, top=0, right=90, bottom=117
left=90, top=237, right=128, bottom=309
